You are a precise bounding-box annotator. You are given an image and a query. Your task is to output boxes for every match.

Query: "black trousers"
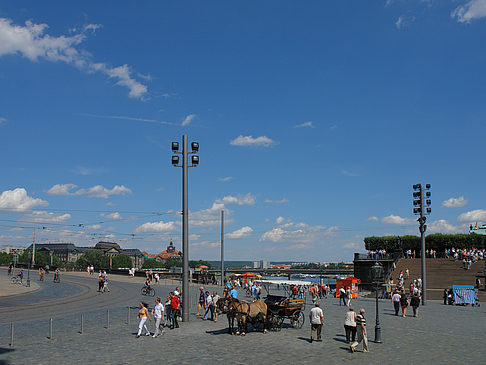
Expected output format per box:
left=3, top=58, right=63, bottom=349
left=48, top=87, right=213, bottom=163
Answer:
left=393, top=301, right=400, bottom=315
left=344, top=325, right=357, bottom=342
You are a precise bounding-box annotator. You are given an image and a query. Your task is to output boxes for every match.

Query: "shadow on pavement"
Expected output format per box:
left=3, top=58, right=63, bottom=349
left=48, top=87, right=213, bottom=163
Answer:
left=333, top=337, right=348, bottom=343
left=205, top=328, right=230, bottom=335
left=0, top=348, right=14, bottom=355
left=297, top=337, right=312, bottom=343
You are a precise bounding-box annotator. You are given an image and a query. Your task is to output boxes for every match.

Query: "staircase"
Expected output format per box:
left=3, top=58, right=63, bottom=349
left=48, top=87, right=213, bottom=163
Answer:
left=388, top=258, right=486, bottom=301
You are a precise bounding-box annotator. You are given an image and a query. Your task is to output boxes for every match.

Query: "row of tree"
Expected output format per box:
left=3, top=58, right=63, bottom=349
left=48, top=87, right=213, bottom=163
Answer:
left=141, top=258, right=212, bottom=270
left=364, top=233, right=486, bottom=252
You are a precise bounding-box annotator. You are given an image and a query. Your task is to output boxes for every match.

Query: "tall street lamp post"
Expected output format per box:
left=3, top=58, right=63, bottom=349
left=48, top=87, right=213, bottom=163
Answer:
left=371, top=261, right=384, bottom=343
left=413, top=183, right=431, bottom=305
left=171, top=135, right=199, bottom=323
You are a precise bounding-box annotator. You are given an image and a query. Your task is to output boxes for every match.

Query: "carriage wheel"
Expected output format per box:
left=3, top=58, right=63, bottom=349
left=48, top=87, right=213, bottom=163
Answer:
left=269, top=315, right=282, bottom=332
left=291, top=311, right=304, bottom=329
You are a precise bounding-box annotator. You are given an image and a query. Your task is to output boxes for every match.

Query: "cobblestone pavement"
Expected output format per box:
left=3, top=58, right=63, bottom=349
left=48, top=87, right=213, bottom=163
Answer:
left=0, top=272, right=485, bottom=364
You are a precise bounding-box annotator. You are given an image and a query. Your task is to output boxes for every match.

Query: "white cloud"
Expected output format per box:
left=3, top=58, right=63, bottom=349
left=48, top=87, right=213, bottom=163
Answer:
left=0, top=188, right=48, bottom=211
left=442, top=196, right=467, bottom=208
left=341, top=170, right=360, bottom=177
left=367, top=216, right=379, bottom=222
left=23, top=211, right=71, bottom=223
left=46, top=184, right=132, bottom=198
left=46, top=184, right=78, bottom=195
left=105, top=212, right=122, bottom=220
left=452, top=0, right=486, bottom=23
left=329, top=125, right=337, bottom=131
left=285, top=244, right=313, bottom=250
left=294, top=121, right=314, bottom=128
left=181, top=114, right=196, bottom=126
left=264, top=198, right=289, bottom=204
left=226, top=226, right=254, bottom=239
left=382, top=214, right=414, bottom=225
left=218, top=193, right=256, bottom=206
left=395, top=15, right=416, bottom=29
left=0, top=17, right=148, bottom=99
left=427, top=219, right=463, bottom=234
left=230, top=135, right=276, bottom=147
left=343, top=242, right=361, bottom=249
left=0, top=117, right=6, bottom=125
left=219, top=177, right=232, bottom=183
left=85, top=224, right=102, bottom=230
left=458, top=209, right=486, bottom=222
left=260, top=218, right=331, bottom=243
left=193, top=241, right=220, bottom=248
left=135, top=220, right=179, bottom=233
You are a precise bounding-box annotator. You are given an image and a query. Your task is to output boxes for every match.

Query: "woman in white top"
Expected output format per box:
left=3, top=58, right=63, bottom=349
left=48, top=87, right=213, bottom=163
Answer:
left=344, top=306, right=357, bottom=343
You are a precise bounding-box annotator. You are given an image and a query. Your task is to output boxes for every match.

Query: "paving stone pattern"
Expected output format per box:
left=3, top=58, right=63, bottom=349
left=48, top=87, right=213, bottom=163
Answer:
left=0, top=273, right=485, bottom=364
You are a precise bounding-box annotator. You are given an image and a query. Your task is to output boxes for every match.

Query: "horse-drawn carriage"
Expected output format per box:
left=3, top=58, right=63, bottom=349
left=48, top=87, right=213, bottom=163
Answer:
left=257, top=280, right=311, bottom=331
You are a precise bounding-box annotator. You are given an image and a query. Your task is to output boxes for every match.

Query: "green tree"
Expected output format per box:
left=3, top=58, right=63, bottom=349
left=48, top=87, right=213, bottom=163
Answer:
left=0, top=252, right=13, bottom=265
left=142, top=259, right=166, bottom=269
left=18, top=250, right=62, bottom=267
left=112, top=254, right=133, bottom=268
left=76, top=249, right=109, bottom=269
left=189, top=260, right=213, bottom=269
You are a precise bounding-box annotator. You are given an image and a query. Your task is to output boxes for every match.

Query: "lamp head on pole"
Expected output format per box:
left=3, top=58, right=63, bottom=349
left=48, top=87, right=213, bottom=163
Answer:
left=371, top=261, right=384, bottom=283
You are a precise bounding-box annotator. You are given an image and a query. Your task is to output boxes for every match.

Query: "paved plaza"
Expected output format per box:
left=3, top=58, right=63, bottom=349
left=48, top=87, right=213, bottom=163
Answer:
left=0, top=269, right=485, bottom=364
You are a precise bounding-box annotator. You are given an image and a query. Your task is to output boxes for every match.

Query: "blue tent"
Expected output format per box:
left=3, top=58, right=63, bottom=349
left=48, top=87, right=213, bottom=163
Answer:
left=452, top=285, right=477, bottom=305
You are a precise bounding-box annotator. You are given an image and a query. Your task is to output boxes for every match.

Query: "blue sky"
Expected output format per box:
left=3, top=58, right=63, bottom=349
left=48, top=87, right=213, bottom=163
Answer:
left=1, top=0, right=486, bottom=261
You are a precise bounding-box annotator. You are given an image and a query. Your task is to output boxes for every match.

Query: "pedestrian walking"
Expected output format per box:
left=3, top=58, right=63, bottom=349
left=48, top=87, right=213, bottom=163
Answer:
left=170, top=292, right=180, bottom=329
left=339, top=286, right=346, bottom=306
left=212, top=291, right=220, bottom=322
left=203, top=291, right=213, bottom=321
left=391, top=291, right=401, bottom=316
left=309, top=303, right=324, bottom=343
left=350, top=309, right=369, bottom=353
left=136, top=302, right=152, bottom=338
left=196, top=287, right=206, bottom=317
left=346, top=287, right=352, bottom=307
left=151, top=297, right=165, bottom=337
left=344, top=306, right=357, bottom=343
left=400, top=291, right=408, bottom=317
left=410, top=293, right=420, bottom=317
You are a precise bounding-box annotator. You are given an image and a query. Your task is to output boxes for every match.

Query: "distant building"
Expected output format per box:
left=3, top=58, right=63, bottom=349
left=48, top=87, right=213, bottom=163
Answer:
left=252, top=260, right=269, bottom=269
left=26, top=241, right=145, bottom=268
left=0, top=245, right=26, bottom=255
left=142, top=240, right=182, bottom=263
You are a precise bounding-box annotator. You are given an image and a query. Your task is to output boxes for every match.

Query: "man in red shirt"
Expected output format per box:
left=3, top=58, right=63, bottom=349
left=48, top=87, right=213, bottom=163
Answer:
left=170, top=292, right=180, bottom=329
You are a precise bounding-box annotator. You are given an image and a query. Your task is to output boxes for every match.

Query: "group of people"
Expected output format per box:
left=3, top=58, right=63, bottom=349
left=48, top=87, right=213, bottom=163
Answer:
left=338, top=286, right=353, bottom=306
left=136, top=291, right=182, bottom=338
left=391, top=290, right=420, bottom=317
left=97, top=270, right=109, bottom=293
left=195, top=287, right=221, bottom=321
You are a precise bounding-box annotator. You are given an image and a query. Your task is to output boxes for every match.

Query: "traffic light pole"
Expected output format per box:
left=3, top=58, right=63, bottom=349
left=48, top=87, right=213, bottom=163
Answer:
left=419, top=185, right=427, bottom=305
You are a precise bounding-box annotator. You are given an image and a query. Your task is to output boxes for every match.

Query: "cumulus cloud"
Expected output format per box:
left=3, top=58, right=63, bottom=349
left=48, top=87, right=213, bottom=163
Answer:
left=367, top=216, right=379, bottom=222
left=260, top=218, right=334, bottom=243
left=458, top=209, right=486, bottom=222
left=427, top=219, right=463, bottom=234
left=230, top=135, right=276, bottom=147
left=23, top=211, right=71, bottom=223
left=442, top=196, right=467, bottom=208
left=395, top=15, right=416, bottom=29
left=85, top=224, right=102, bottom=230
left=181, top=114, right=196, bottom=126
left=343, top=242, right=361, bottom=249
left=226, top=226, right=254, bottom=239
left=294, top=121, right=314, bottom=128
left=105, top=212, right=122, bottom=220
left=135, top=220, right=179, bottom=233
left=0, top=17, right=148, bottom=98
left=452, top=0, right=486, bottom=23
left=382, top=215, right=414, bottom=225
left=264, top=198, right=289, bottom=204
left=218, top=193, right=256, bottom=206
left=46, top=184, right=132, bottom=198
left=0, top=188, right=48, bottom=211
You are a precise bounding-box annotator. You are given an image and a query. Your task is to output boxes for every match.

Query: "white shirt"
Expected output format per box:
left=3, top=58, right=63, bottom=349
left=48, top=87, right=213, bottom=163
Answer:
left=392, top=293, right=401, bottom=302
left=206, top=294, right=212, bottom=306
left=154, top=303, right=164, bottom=319
left=310, top=307, right=323, bottom=325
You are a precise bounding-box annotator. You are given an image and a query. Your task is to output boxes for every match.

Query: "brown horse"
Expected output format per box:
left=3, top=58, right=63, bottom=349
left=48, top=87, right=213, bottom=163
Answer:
left=216, top=297, right=237, bottom=334
left=228, top=299, right=268, bottom=336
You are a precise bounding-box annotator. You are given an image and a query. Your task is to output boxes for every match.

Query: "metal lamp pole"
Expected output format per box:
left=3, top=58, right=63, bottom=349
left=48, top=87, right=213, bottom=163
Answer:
left=172, top=135, right=199, bottom=323
left=371, top=261, right=383, bottom=343
left=221, top=210, right=224, bottom=287
left=26, top=251, right=31, bottom=287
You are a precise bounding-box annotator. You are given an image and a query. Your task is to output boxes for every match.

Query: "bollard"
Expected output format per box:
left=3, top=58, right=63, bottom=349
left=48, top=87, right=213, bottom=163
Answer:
left=106, top=309, right=110, bottom=330
left=127, top=306, right=130, bottom=325
left=49, top=318, right=53, bottom=340
left=9, top=322, right=14, bottom=348
left=80, top=314, right=84, bottom=335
